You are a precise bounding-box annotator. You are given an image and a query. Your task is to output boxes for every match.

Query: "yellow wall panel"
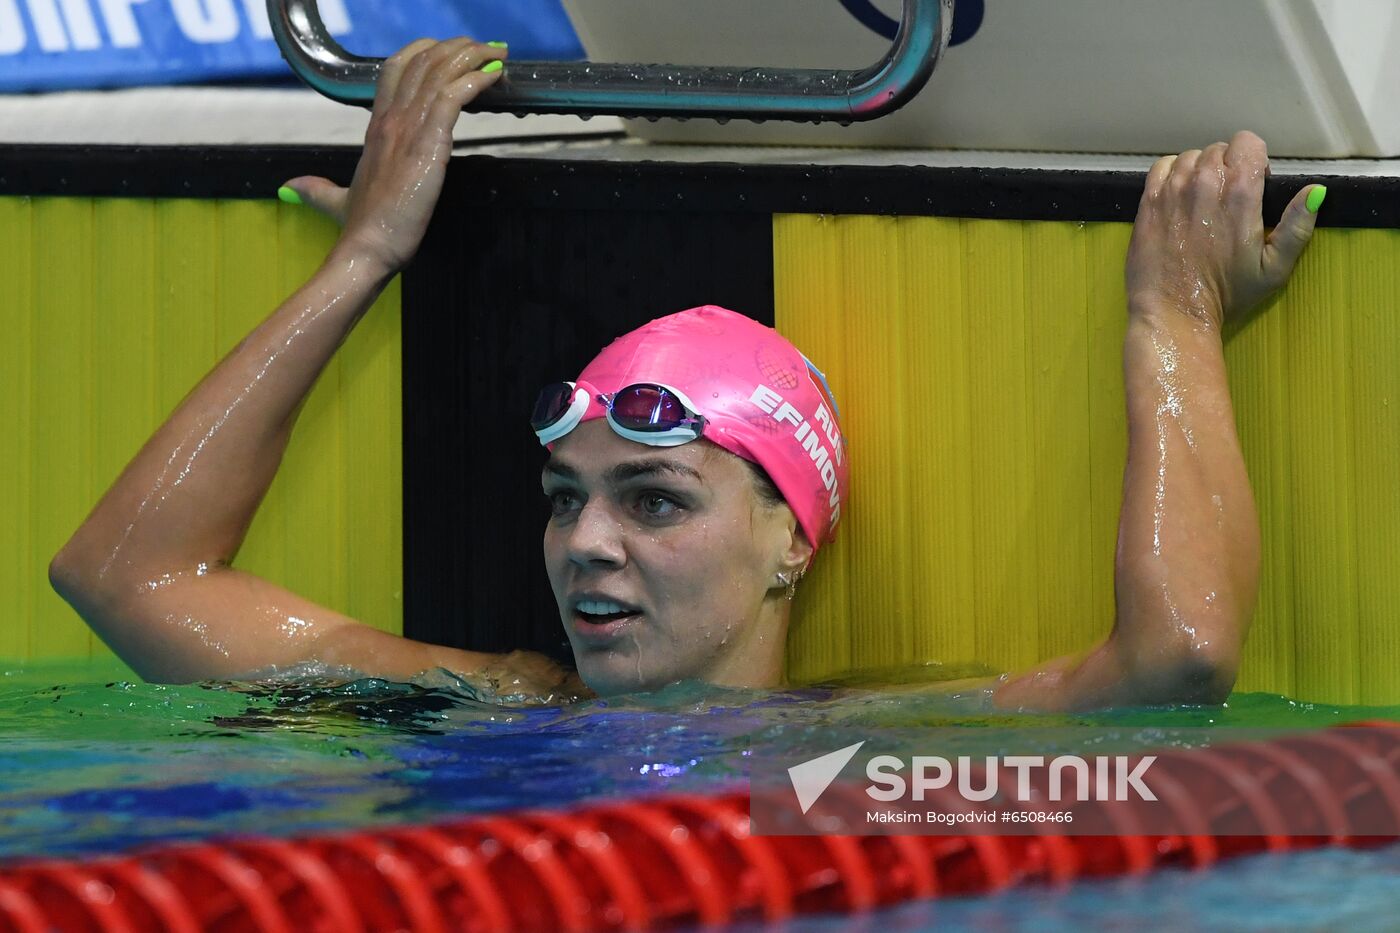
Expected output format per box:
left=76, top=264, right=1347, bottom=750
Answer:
left=962, top=220, right=1037, bottom=671
left=776, top=213, right=1400, bottom=706
left=1277, top=232, right=1358, bottom=702
left=0, top=198, right=34, bottom=659
left=1082, top=225, right=1132, bottom=642
left=90, top=199, right=159, bottom=661
left=0, top=196, right=403, bottom=664
left=272, top=208, right=346, bottom=615
left=1227, top=268, right=1296, bottom=697
left=1343, top=232, right=1400, bottom=702
left=897, top=218, right=976, bottom=670
left=339, top=275, right=405, bottom=630
left=30, top=199, right=97, bottom=659
left=1024, top=222, right=1093, bottom=664
left=778, top=216, right=853, bottom=677
left=214, top=199, right=292, bottom=593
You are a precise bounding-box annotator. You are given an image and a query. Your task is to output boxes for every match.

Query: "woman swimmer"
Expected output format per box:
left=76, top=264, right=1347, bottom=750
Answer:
left=48, top=39, right=1325, bottom=710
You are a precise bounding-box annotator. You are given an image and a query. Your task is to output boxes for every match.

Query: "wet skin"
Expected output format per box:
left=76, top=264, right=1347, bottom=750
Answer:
left=543, top=422, right=810, bottom=695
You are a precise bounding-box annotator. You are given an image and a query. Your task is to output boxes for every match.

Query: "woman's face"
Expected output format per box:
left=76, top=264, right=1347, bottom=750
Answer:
left=542, top=420, right=802, bottom=695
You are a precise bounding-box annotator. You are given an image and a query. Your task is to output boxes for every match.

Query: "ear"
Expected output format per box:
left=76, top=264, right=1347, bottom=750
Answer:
left=777, top=511, right=816, bottom=578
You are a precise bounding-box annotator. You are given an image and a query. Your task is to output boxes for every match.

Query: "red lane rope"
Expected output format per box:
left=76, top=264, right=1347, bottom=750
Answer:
left=383, top=826, right=512, bottom=933
left=523, top=811, right=652, bottom=931
left=0, top=724, right=1394, bottom=933
left=0, top=879, right=45, bottom=933
left=226, top=839, right=363, bottom=933
left=668, top=794, right=793, bottom=921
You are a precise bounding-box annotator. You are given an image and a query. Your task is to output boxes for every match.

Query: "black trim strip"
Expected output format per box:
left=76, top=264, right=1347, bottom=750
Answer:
left=1, top=144, right=1397, bottom=228
left=0, top=145, right=363, bottom=199
left=452, top=157, right=1400, bottom=228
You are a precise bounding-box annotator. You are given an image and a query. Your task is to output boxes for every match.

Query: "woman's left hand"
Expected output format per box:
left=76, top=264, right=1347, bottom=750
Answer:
left=1125, top=130, right=1323, bottom=330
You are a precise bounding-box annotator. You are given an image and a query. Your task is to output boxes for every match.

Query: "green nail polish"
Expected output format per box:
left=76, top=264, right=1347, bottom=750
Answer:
left=1306, top=185, right=1328, bottom=214
left=482, top=60, right=503, bottom=74
left=487, top=41, right=508, bottom=48
left=277, top=186, right=303, bottom=206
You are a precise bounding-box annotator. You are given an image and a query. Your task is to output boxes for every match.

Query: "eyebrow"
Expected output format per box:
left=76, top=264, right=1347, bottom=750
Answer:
left=543, top=458, right=703, bottom=486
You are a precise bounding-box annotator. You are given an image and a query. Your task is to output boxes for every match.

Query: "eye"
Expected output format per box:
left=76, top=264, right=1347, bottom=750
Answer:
left=638, top=492, right=682, bottom=518
left=547, top=490, right=581, bottom=517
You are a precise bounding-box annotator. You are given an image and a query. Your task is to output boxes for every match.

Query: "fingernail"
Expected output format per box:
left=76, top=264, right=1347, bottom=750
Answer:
left=487, top=41, right=508, bottom=49
left=277, top=185, right=303, bottom=206
left=1306, top=185, right=1328, bottom=214
left=481, top=60, right=503, bottom=74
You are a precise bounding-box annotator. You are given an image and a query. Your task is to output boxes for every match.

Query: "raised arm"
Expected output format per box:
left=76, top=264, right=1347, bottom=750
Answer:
left=47, top=40, right=557, bottom=689
left=993, top=131, right=1324, bottom=711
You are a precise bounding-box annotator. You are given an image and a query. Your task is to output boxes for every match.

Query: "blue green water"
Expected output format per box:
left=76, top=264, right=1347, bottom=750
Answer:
left=1, top=659, right=1396, bottom=931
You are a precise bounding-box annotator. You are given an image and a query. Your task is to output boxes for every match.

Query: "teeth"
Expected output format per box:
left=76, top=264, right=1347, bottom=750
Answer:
left=577, top=599, right=631, bottom=616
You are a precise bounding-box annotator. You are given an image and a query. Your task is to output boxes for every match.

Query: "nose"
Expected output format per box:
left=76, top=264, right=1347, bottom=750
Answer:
left=566, top=499, right=627, bottom=569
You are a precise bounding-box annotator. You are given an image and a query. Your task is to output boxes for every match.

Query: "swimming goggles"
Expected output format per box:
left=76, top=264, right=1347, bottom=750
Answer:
left=532, top=381, right=708, bottom=448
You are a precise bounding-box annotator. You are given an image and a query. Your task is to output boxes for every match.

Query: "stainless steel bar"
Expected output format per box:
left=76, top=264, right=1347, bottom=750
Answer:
left=268, top=0, right=952, bottom=123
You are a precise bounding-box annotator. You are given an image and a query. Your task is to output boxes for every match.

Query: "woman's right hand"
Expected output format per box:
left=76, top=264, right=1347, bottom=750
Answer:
left=1124, top=130, right=1322, bottom=331
left=280, top=38, right=507, bottom=275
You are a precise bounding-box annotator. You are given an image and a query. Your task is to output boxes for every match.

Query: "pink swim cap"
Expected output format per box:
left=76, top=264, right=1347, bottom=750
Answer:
left=572, top=306, right=849, bottom=550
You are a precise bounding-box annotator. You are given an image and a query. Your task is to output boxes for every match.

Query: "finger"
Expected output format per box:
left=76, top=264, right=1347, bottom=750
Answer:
left=408, top=42, right=505, bottom=133
left=1224, top=129, right=1267, bottom=171
left=411, top=42, right=506, bottom=144
left=1262, top=184, right=1325, bottom=282
left=1141, top=154, right=1177, bottom=205
left=432, top=63, right=506, bottom=128
left=280, top=176, right=350, bottom=225
left=394, top=37, right=475, bottom=111
left=1200, top=141, right=1228, bottom=171
left=374, top=38, right=437, bottom=118
left=1193, top=142, right=1231, bottom=200
left=418, top=40, right=507, bottom=99
left=1223, top=140, right=1269, bottom=217
left=1171, top=149, right=1204, bottom=184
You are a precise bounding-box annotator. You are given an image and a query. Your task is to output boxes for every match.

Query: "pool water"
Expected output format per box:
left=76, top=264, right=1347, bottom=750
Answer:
left=1, top=660, right=1396, bottom=930
left=719, top=846, right=1400, bottom=932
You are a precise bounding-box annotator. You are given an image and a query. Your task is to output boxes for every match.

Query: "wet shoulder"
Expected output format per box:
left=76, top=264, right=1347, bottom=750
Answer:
left=480, top=650, right=593, bottom=705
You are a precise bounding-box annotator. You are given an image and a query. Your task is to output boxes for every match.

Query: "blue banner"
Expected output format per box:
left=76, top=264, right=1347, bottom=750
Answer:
left=0, top=0, right=583, bottom=92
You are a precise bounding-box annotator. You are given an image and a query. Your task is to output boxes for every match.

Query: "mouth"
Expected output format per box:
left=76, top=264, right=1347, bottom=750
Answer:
left=569, top=597, right=645, bottom=641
